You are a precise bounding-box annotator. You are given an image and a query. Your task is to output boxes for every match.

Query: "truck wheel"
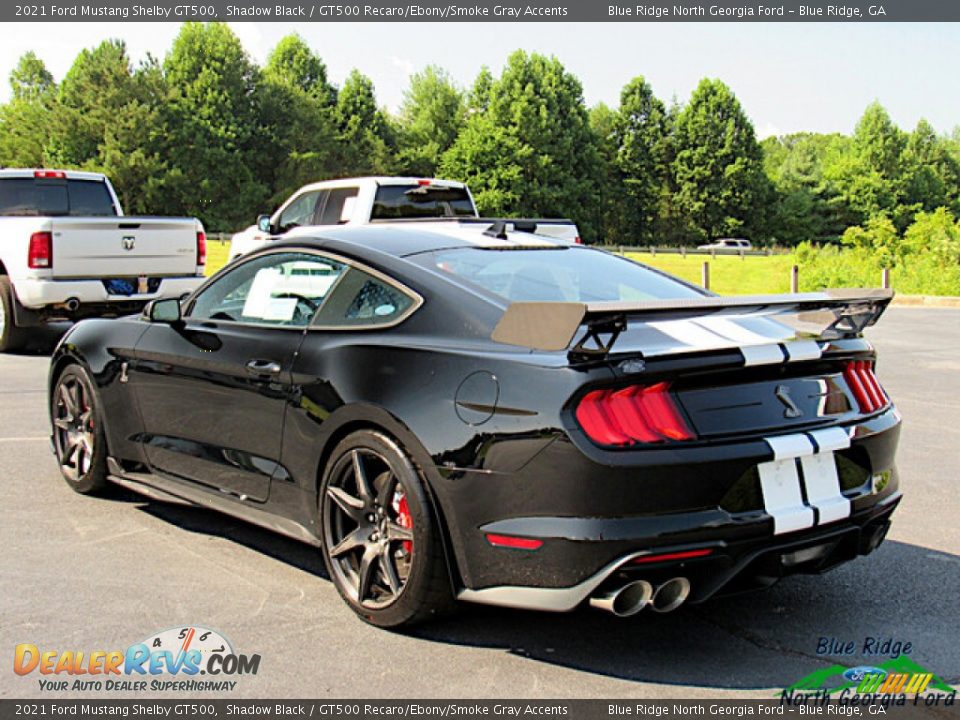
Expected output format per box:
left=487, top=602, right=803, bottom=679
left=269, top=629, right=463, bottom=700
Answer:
left=0, top=277, right=28, bottom=353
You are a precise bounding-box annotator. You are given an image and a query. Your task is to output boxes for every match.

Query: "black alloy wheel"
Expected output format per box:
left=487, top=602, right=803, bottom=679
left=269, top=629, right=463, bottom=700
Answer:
left=52, top=365, right=108, bottom=494
left=320, top=430, right=452, bottom=627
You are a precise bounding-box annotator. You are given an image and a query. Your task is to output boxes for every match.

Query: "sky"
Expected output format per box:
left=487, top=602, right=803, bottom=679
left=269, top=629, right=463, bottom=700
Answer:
left=0, top=22, right=958, bottom=138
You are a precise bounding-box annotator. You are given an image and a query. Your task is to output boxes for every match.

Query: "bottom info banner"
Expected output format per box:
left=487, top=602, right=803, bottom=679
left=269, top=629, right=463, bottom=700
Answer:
left=1, top=700, right=958, bottom=719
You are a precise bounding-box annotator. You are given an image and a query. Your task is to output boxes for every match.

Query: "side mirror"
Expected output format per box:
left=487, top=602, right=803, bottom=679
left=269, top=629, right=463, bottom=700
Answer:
left=257, top=214, right=272, bottom=234
left=145, top=298, right=182, bottom=324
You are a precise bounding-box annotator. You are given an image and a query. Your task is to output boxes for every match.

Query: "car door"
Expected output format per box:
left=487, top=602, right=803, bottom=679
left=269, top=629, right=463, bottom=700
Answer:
left=129, top=251, right=347, bottom=502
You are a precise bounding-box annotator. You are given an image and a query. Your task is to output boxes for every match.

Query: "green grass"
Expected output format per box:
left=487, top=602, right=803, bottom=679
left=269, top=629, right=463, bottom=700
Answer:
left=623, top=251, right=796, bottom=295
left=206, top=239, right=797, bottom=293
left=205, top=240, right=230, bottom=276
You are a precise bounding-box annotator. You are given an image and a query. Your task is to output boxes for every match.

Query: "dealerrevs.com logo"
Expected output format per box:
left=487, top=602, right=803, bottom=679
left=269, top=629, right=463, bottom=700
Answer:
left=14, top=626, right=261, bottom=693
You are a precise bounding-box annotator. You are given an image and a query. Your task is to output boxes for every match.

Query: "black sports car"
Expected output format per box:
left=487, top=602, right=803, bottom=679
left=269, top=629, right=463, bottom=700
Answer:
left=48, top=226, right=901, bottom=627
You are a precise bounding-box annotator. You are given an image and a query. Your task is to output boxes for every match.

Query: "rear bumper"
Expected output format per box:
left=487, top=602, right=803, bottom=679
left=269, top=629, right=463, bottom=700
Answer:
left=458, top=491, right=900, bottom=611
left=14, top=276, right=203, bottom=312
left=447, top=407, right=902, bottom=610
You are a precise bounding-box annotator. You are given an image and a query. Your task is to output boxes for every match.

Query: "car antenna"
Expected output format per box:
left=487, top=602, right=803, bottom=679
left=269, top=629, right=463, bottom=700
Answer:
left=483, top=220, right=509, bottom=240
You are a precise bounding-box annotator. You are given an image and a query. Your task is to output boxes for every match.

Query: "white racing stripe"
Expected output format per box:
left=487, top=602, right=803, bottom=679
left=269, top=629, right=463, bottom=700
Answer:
left=809, top=426, right=851, bottom=453
left=766, top=434, right=815, bottom=460
left=646, top=319, right=733, bottom=351
left=783, top=339, right=822, bottom=362
left=800, top=453, right=851, bottom=524
left=740, top=344, right=786, bottom=367
left=693, top=316, right=782, bottom=346
left=758, top=458, right=815, bottom=535
left=760, top=430, right=853, bottom=534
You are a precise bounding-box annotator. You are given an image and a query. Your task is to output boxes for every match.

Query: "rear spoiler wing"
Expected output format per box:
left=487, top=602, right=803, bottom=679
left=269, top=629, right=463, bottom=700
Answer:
left=491, top=288, right=894, bottom=359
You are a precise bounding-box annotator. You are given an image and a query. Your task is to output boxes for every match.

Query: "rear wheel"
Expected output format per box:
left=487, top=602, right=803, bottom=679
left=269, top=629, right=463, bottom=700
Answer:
left=52, top=365, right=109, bottom=494
left=319, top=430, right=452, bottom=628
left=0, top=277, right=28, bottom=353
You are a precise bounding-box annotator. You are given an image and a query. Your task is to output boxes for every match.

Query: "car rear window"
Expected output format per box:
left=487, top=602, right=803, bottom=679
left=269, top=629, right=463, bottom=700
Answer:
left=371, top=184, right=475, bottom=220
left=0, top=177, right=116, bottom=217
left=414, top=247, right=705, bottom=303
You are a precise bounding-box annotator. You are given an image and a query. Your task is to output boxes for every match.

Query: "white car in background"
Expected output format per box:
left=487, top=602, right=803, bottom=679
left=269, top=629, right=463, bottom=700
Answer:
left=228, top=176, right=581, bottom=262
left=697, top=238, right=753, bottom=251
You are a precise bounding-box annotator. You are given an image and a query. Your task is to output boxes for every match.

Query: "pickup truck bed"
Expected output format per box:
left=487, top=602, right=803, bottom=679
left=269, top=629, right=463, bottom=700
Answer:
left=0, top=169, right=205, bottom=352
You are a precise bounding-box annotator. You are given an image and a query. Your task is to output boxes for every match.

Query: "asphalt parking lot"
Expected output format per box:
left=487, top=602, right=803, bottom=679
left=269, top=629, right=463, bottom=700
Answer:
left=1, top=308, right=957, bottom=700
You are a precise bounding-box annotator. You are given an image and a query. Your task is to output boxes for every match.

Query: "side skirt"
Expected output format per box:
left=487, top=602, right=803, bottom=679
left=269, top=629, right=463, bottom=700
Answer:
left=106, top=457, right=320, bottom=547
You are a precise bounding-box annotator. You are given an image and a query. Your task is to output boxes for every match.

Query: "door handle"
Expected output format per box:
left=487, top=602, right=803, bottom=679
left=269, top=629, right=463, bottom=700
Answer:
left=246, top=359, right=282, bottom=376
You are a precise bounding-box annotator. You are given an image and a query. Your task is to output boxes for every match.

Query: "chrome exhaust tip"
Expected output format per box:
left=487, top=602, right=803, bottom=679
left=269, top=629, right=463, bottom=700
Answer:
left=589, top=580, right=653, bottom=617
left=64, top=298, right=80, bottom=312
left=651, top=577, right=691, bottom=613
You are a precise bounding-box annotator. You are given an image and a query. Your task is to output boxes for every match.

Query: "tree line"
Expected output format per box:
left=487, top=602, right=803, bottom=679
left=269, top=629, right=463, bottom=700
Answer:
left=1, top=22, right=958, bottom=247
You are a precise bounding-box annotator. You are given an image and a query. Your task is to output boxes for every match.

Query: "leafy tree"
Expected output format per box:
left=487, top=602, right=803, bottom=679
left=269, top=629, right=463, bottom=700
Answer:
left=588, top=102, right=624, bottom=243
left=899, top=119, right=960, bottom=215
left=0, top=53, right=56, bottom=167
left=260, top=34, right=340, bottom=205
left=902, top=207, right=960, bottom=264
left=10, top=51, right=54, bottom=100
left=762, top=132, right=853, bottom=244
left=263, top=33, right=336, bottom=105
left=467, top=66, right=494, bottom=114
left=48, top=40, right=139, bottom=167
left=441, top=51, right=603, bottom=239
left=395, top=66, right=464, bottom=177
left=613, top=76, right=669, bottom=244
left=670, top=79, right=771, bottom=242
left=161, top=22, right=268, bottom=231
left=852, top=101, right=905, bottom=181
left=840, top=214, right=900, bottom=268
left=335, top=69, right=395, bottom=176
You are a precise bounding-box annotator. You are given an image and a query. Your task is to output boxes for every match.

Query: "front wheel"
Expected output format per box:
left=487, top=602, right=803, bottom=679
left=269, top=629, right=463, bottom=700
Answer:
left=319, top=430, right=453, bottom=628
left=51, top=365, right=109, bottom=494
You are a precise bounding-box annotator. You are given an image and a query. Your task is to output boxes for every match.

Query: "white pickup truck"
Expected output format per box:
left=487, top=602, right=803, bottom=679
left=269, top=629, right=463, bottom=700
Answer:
left=0, top=169, right=206, bottom=352
left=228, top=176, right=581, bottom=262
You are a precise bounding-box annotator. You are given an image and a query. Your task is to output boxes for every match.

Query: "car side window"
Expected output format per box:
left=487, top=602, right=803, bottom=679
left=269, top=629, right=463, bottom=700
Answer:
left=189, top=252, right=346, bottom=327
left=317, top=187, right=359, bottom=225
left=312, top=268, right=416, bottom=328
left=277, top=191, right=324, bottom=233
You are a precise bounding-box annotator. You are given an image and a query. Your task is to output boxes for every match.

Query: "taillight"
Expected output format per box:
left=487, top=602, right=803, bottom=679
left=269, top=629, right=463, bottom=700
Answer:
left=843, top=361, right=888, bottom=414
left=28, top=231, right=52, bottom=269
left=34, top=170, right=65, bottom=179
left=196, top=231, right=206, bottom=267
left=575, top=381, right=695, bottom=446
left=574, top=236, right=583, bottom=245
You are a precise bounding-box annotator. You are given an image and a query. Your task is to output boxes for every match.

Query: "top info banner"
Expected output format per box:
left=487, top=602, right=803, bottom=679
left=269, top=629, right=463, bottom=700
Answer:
left=5, top=0, right=960, bottom=21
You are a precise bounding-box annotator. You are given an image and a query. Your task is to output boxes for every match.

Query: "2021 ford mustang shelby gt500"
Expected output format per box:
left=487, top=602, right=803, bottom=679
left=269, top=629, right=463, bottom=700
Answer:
left=48, top=225, right=901, bottom=627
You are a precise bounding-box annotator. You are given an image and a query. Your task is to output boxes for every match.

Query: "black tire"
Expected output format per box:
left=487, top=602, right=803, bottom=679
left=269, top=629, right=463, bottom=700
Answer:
left=0, top=277, right=28, bottom=353
left=319, top=430, right=453, bottom=628
left=51, top=365, right=110, bottom=495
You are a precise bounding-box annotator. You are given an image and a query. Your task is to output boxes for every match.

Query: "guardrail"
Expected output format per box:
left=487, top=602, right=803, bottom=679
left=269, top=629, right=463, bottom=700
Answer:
left=603, top=245, right=780, bottom=257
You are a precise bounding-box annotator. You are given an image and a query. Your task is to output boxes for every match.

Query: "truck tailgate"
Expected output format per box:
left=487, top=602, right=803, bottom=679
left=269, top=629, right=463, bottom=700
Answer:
left=50, top=217, right=198, bottom=279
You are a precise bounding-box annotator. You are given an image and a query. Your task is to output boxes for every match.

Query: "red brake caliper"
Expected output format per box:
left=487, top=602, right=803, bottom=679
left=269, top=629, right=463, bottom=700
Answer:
left=396, top=495, right=413, bottom=555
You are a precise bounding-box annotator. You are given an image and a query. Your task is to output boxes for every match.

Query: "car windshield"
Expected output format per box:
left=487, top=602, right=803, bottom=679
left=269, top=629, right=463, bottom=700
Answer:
left=413, top=247, right=704, bottom=303
left=371, top=184, right=476, bottom=219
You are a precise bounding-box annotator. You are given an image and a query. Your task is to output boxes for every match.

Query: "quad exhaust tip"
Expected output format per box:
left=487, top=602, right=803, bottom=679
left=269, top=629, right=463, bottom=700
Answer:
left=650, top=577, right=691, bottom=613
left=590, top=577, right=691, bottom=617
left=589, top=580, right=653, bottom=617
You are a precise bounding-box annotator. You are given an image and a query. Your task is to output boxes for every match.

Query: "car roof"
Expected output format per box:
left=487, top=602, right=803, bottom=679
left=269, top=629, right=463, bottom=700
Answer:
left=0, top=168, right=107, bottom=181
left=276, top=224, right=565, bottom=259
left=295, top=176, right=468, bottom=193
